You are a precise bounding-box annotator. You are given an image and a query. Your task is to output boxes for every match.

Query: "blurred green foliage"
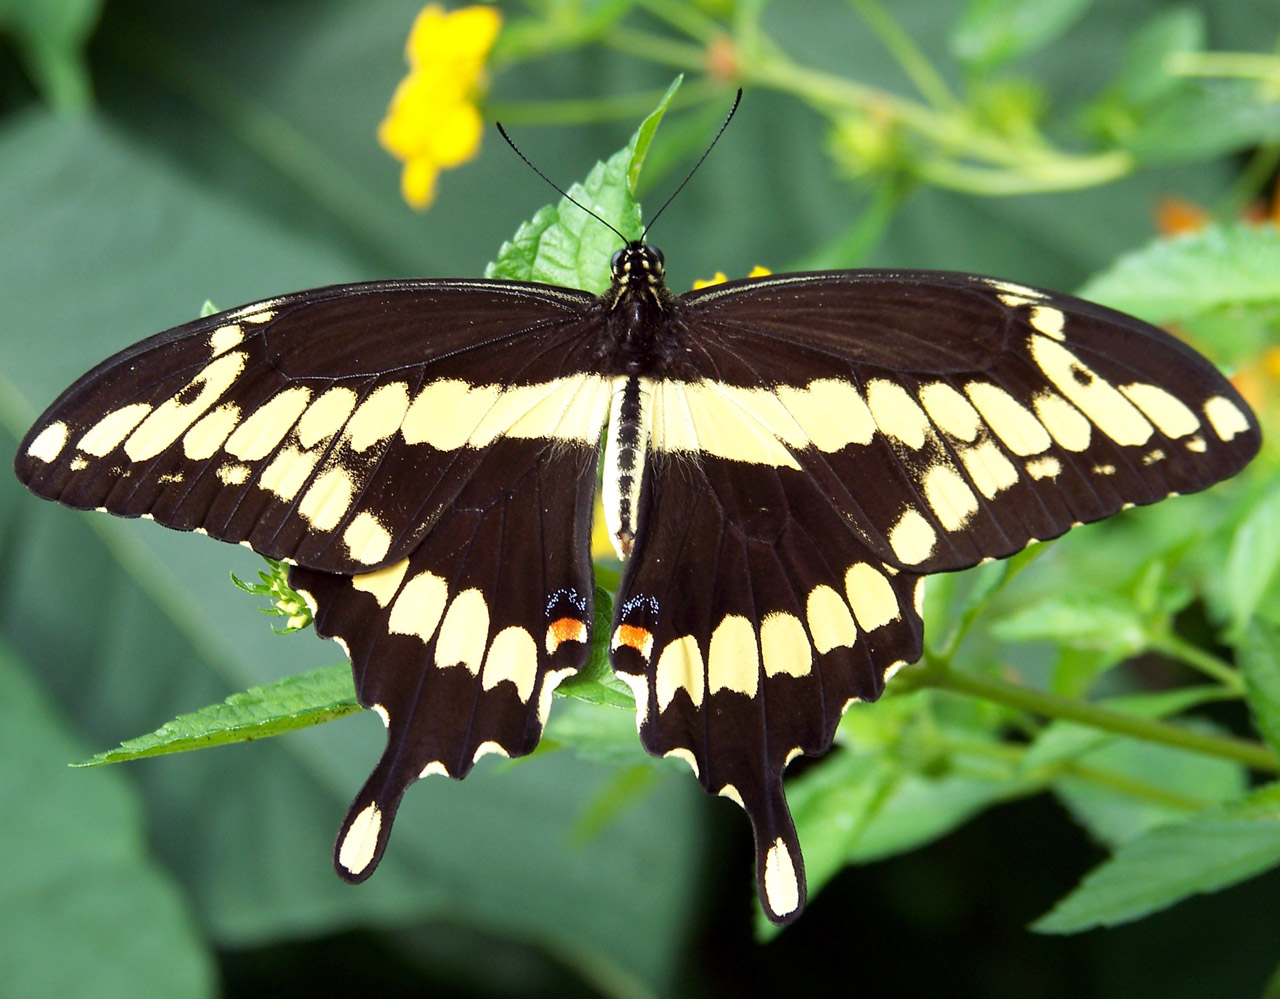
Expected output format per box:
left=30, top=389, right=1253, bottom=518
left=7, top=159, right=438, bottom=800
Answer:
left=2, top=1, right=1280, bottom=997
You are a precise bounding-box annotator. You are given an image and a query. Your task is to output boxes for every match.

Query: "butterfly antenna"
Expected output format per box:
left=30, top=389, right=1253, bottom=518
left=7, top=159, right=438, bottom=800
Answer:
left=495, top=122, right=630, bottom=246
left=641, top=88, right=743, bottom=240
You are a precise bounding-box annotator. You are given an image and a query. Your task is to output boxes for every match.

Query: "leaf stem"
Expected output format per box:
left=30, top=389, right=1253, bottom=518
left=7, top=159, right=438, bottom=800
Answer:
left=1150, top=634, right=1244, bottom=692
left=901, top=661, right=1280, bottom=773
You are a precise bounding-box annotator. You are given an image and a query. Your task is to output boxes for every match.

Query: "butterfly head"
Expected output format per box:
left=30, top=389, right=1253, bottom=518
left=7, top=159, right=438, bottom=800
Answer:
left=609, top=242, right=667, bottom=303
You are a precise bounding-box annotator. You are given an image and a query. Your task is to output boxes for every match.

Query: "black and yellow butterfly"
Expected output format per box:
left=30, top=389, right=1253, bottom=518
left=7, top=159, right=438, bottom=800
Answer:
left=14, top=219, right=1260, bottom=923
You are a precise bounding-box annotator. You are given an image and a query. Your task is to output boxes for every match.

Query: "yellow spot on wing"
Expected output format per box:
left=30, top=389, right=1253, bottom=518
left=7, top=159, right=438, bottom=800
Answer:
left=867, top=379, right=930, bottom=449
left=1026, top=455, right=1062, bottom=479
left=1029, top=305, right=1065, bottom=340
left=297, top=387, right=358, bottom=449
left=183, top=403, right=241, bottom=460
left=388, top=570, right=448, bottom=641
left=888, top=508, right=937, bottom=565
left=763, top=838, right=801, bottom=918
left=1121, top=383, right=1200, bottom=438
left=664, top=747, right=700, bottom=777
left=436, top=588, right=488, bottom=675
left=337, top=802, right=381, bottom=876
left=1033, top=391, right=1091, bottom=451
left=225, top=387, right=312, bottom=460
left=216, top=463, right=250, bottom=485
left=772, top=379, right=877, bottom=451
left=966, top=382, right=1051, bottom=455
left=259, top=447, right=320, bottom=501
left=805, top=585, right=857, bottom=653
left=919, top=382, right=981, bottom=441
left=344, top=511, right=392, bottom=563
left=26, top=421, right=68, bottom=462
left=957, top=440, right=1020, bottom=499
left=922, top=464, right=979, bottom=531
left=708, top=615, right=760, bottom=697
left=844, top=563, right=899, bottom=631
left=299, top=467, right=356, bottom=530
left=655, top=635, right=705, bottom=710
left=1204, top=395, right=1249, bottom=442
left=352, top=558, right=410, bottom=607
left=482, top=626, right=539, bottom=701
left=78, top=404, right=151, bottom=457
left=760, top=613, right=811, bottom=678
left=345, top=382, right=411, bottom=451
left=208, top=324, right=244, bottom=357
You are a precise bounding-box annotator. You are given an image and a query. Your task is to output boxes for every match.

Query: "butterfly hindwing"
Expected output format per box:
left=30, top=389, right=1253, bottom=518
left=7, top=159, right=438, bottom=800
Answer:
left=16, top=279, right=603, bottom=574
left=609, top=450, right=924, bottom=923
left=288, top=438, right=600, bottom=882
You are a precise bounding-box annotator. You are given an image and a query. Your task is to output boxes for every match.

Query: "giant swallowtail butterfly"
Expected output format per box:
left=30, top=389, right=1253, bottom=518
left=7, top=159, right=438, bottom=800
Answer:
left=14, top=200, right=1260, bottom=924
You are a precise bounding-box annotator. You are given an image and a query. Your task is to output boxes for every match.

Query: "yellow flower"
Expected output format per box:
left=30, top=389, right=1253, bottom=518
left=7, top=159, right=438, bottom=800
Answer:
left=692, top=265, right=771, bottom=289
left=379, top=4, right=502, bottom=210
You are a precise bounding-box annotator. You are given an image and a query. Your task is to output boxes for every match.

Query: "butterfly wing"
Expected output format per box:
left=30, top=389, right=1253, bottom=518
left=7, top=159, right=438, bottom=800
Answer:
left=15, top=278, right=605, bottom=574
left=289, top=439, right=598, bottom=882
left=16, top=277, right=615, bottom=884
left=611, top=269, right=1259, bottom=923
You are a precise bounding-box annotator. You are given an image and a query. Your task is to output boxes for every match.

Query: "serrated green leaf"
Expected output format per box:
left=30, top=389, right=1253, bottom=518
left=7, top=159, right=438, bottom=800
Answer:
left=1034, top=782, right=1280, bottom=933
left=74, top=665, right=360, bottom=765
left=628, top=76, right=683, bottom=192
left=989, top=596, right=1146, bottom=654
left=485, top=78, right=681, bottom=294
left=1077, top=223, right=1280, bottom=324
left=950, top=0, right=1094, bottom=71
left=1241, top=619, right=1280, bottom=756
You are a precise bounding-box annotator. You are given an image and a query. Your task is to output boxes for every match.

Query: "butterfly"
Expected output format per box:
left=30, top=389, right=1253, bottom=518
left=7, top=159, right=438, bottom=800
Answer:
left=13, top=222, right=1260, bottom=923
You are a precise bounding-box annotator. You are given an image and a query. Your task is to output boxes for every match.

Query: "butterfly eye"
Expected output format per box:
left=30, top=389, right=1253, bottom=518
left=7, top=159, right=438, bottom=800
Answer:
left=610, top=248, right=625, bottom=275
left=650, top=247, right=665, bottom=271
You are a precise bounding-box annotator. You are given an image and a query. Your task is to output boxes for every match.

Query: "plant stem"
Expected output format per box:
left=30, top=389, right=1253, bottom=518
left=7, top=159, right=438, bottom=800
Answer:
left=1150, top=633, right=1244, bottom=693
left=902, top=661, right=1280, bottom=773
left=847, top=0, right=960, bottom=110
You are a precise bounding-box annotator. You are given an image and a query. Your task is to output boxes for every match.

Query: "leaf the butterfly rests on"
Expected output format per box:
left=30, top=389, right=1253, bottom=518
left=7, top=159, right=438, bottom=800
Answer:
left=14, top=134, right=1260, bottom=926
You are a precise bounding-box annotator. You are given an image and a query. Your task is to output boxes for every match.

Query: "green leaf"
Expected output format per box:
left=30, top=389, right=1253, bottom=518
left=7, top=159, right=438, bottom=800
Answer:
left=74, top=665, right=360, bottom=766
left=1034, top=782, right=1280, bottom=933
left=485, top=78, right=682, bottom=294
left=1076, top=222, right=1280, bottom=325
left=1220, top=485, right=1280, bottom=641
left=989, top=596, right=1147, bottom=655
left=950, top=0, right=1095, bottom=71
left=0, top=0, right=100, bottom=110
left=1240, top=619, right=1280, bottom=756
left=1052, top=722, right=1247, bottom=848
left=0, top=641, right=216, bottom=998
left=1109, top=8, right=1205, bottom=107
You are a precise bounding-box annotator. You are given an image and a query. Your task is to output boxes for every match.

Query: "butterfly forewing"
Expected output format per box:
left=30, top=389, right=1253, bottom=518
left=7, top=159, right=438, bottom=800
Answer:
left=16, top=279, right=602, bottom=574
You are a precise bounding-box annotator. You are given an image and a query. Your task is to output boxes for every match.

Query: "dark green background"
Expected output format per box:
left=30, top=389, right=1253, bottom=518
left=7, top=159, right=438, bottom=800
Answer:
left=1, top=0, right=1277, bottom=995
